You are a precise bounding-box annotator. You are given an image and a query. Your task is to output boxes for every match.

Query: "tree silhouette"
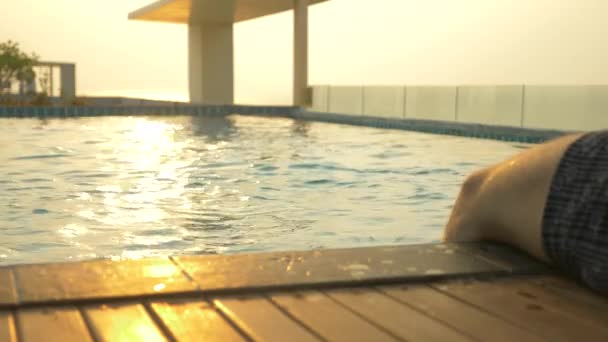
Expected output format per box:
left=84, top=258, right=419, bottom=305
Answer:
left=0, top=40, right=39, bottom=98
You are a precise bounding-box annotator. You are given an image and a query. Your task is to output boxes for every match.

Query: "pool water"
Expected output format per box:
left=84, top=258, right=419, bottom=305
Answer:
left=0, top=115, right=530, bottom=265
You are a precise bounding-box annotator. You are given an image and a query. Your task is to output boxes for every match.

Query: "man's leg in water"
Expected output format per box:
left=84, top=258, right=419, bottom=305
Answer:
left=442, top=133, right=584, bottom=262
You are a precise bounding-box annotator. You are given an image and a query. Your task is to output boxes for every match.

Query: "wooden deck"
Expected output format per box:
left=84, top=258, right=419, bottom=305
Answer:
left=0, top=243, right=606, bottom=341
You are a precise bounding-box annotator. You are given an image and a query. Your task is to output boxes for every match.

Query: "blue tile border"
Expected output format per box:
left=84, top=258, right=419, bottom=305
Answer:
left=0, top=105, right=572, bottom=143
left=294, top=110, right=571, bottom=143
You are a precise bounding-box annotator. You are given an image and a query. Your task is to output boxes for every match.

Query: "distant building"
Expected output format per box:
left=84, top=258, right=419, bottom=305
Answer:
left=36, top=62, right=76, bottom=102
left=2, top=61, right=76, bottom=103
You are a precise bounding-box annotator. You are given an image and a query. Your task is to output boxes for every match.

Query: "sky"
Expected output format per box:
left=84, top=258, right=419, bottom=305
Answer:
left=1, top=0, right=608, bottom=104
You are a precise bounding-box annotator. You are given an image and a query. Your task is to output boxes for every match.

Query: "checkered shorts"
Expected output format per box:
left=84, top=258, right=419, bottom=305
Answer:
left=543, top=131, right=608, bottom=294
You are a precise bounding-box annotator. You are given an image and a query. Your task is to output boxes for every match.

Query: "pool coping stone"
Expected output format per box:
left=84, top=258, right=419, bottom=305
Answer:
left=0, top=242, right=551, bottom=308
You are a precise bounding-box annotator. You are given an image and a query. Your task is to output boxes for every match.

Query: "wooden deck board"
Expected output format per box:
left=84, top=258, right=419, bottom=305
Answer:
left=379, top=284, right=545, bottom=342
left=214, top=294, right=320, bottom=342
left=14, top=258, right=197, bottom=304
left=498, top=278, right=608, bottom=328
left=326, top=288, right=471, bottom=341
left=1, top=243, right=606, bottom=341
left=17, top=307, right=92, bottom=342
left=434, top=277, right=608, bottom=341
left=0, top=269, right=17, bottom=306
left=452, top=243, right=550, bottom=273
left=173, top=244, right=508, bottom=292
left=83, top=303, right=168, bottom=342
left=0, top=312, right=16, bottom=342
left=270, top=291, right=398, bottom=341
left=531, top=275, right=608, bottom=309
left=150, top=299, right=246, bottom=342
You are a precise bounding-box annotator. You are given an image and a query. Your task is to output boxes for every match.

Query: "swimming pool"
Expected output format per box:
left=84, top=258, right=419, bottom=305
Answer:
left=0, top=114, right=530, bottom=265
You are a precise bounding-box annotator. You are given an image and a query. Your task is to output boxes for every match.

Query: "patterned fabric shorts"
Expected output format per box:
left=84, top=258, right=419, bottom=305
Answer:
left=543, top=131, right=608, bottom=294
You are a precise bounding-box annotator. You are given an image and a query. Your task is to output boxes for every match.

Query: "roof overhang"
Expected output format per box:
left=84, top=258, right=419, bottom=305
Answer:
left=129, top=0, right=329, bottom=24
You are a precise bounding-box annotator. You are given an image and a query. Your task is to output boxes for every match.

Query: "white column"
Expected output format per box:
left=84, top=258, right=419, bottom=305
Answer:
left=293, top=0, right=309, bottom=106
left=60, top=64, right=76, bottom=103
left=188, top=23, right=234, bottom=104
left=49, top=65, right=54, bottom=97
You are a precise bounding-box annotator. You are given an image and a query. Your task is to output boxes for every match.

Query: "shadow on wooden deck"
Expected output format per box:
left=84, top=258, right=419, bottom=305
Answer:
left=0, top=242, right=606, bottom=341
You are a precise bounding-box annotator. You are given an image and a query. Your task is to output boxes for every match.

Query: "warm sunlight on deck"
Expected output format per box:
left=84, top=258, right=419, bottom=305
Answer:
left=3, top=244, right=607, bottom=341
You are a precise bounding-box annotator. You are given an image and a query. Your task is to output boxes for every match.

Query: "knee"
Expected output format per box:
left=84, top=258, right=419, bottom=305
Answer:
left=460, top=168, right=491, bottom=199
left=443, top=168, right=492, bottom=242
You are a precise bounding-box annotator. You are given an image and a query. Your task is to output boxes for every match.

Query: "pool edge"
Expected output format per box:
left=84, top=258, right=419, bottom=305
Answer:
left=0, top=242, right=551, bottom=308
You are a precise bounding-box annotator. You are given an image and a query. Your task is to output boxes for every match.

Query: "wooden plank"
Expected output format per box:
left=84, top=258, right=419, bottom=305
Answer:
left=14, top=258, right=197, bottom=303
left=492, top=277, right=608, bottom=329
left=452, top=243, right=549, bottom=274
left=0, top=312, right=16, bottom=342
left=0, top=268, right=17, bottom=305
left=214, top=294, right=319, bottom=342
left=150, top=299, right=245, bottom=342
left=83, top=303, right=167, bottom=342
left=17, top=307, right=92, bottom=342
left=531, top=275, right=608, bottom=309
left=270, top=291, right=397, bottom=342
left=174, top=244, right=505, bottom=292
left=327, top=288, right=471, bottom=341
left=379, top=284, right=544, bottom=342
left=434, top=277, right=608, bottom=341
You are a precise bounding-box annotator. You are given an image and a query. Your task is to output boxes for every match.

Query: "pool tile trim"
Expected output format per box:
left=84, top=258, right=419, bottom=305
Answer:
left=0, top=104, right=572, bottom=143
left=295, top=110, right=571, bottom=143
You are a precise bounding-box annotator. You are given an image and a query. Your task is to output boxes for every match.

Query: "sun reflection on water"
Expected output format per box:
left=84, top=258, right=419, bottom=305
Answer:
left=101, top=118, right=195, bottom=259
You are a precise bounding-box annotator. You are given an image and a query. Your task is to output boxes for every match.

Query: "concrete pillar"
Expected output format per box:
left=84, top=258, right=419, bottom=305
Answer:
left=293, top=0, right=309, bottom=106
left=59, top=64, right=76, bottom=102
left=60, top=64, right=76, bottom=103
left=189, top=23, right=234, bottom=104
left=49, top=66, right=54, bottom=97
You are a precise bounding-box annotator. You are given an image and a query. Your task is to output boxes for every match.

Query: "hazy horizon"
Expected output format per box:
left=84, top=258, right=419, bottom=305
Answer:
left=2, top=0, right=608, bottom=104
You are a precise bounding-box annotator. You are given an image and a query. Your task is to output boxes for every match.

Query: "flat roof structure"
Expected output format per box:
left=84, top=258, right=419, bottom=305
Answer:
left=130, top=0, right=329, bottom=106
left=129, top=0, right=328, bottom=23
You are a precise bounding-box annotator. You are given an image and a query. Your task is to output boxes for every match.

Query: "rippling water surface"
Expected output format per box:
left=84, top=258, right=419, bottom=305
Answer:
left=0, top=115, right=530, bottom=265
